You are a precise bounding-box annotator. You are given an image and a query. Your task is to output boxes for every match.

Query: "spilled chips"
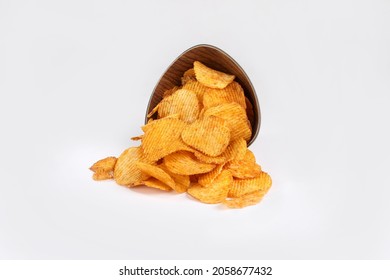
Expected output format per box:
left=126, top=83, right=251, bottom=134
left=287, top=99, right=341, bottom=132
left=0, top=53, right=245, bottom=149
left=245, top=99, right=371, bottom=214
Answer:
left=90, top=61, right=272, bottom=208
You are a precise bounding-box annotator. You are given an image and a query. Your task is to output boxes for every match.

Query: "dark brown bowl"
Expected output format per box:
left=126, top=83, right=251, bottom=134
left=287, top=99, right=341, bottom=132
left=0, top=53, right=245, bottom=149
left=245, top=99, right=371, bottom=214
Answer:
left=145, top=44, right=260, bottom=146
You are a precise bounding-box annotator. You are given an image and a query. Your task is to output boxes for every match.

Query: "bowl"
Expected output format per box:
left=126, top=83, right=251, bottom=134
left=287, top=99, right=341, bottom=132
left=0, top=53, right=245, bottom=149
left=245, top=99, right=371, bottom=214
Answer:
left=145, top=44, right=260, bottom=146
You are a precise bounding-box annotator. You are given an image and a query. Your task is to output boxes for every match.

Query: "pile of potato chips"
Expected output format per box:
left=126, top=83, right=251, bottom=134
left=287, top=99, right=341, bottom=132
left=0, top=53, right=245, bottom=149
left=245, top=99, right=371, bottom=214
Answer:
left=90, top=61, right=271, bottom=208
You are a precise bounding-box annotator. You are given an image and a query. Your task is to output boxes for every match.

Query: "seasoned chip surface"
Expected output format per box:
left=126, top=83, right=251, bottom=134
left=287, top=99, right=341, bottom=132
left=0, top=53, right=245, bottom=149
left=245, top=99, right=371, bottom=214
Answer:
left=181, top=115, right=230, bottom=156
left=113, top=147, right=145, bottom=186
left=158, top=89, right=200, bottom=123
left=164, top=151, right=216, bottom=175
left=204, top=102, right=252, bottom=141
left=188, top=170, right=233, bottom=204
left=141, top=117, right=189, bottom=162
left=194, top=61, right=235, bottom=89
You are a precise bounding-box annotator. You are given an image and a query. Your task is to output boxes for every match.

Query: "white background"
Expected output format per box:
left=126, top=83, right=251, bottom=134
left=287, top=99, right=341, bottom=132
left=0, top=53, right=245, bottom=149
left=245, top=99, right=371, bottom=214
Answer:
left=1, top=0, right=389, bottom=259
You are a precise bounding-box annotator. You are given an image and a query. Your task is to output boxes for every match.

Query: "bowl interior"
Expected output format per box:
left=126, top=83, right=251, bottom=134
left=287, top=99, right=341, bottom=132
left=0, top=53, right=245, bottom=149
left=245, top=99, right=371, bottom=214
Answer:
left=146, top=44, right=260, bottom=146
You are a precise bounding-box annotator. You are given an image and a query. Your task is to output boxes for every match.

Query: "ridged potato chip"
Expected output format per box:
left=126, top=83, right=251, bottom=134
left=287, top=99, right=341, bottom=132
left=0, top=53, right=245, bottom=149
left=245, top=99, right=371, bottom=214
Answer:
left=224, top=190, right=268, bottom=209
left=203, top=81, right=246, bottom=110
left=226, top=149, right=261, bottom=179
left=162, top=86, right=180, bottom=99
left=194, top=61, right=235, bottom=89
left=114, top=147, right=148, bottom=186
left=228, top=162, right=262, bottom=179
left=193, top=151, right=226, bottom=164
left=135, top=162, right=175, bottom=189
left=181, top=68, right=196, bottom=85
left=147, top=103, right=160, bottom=118
left=181, top=115, right=230, bottom=156
left=134, top=178, right=172, bottom=191
left=198, top=164, right=225, bottom=187
left=204, top=102, right=251, bottom=141
left=92, top=170, right=114, bottom=181
left=159, top=163, right=190, bottom=193
left=220, top=138, right=247, bottom=162
left=141, top=118, right=189, bottom=162
left=188, top=170, right=233, bottom=204
left=228, top=171, right=272, bottom=198
left=182, top=80, right=211, bottom=104
left=90, top=156, right=117, bottom=173
left=164, top=151, right=216, bottom=175
left=158, top=89, right=200, bottom=123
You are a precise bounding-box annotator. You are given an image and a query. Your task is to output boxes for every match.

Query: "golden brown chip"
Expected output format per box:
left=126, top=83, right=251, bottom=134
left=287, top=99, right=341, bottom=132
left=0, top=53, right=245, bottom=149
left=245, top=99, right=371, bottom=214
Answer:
left=181, top=68, right=196, bottom=85
left=193, top=151, right=226, bottom=164
left=187, top=170, right=233, bottom=204
left=228, top=171, right=272, bottom=198
left=90, top=156, right=117, bottom=173
left=164, top=151, right=216, bottom=175
left=224, top=190, right=267, bottom=209
left=226, top=149, right=261, bottom=179
left=220, top=138, right=247, bottom=162
left=90, top=156, right=117, bottom=181
left=134, top=178, right=172, bottom=191
left=92, top=170, right=114, bottom=181
left=162, top=86, right=180, bottom=99
left=135, top=162, right=175, bottom=189
left=197, top=164, right=225, bottom=187
left=141, top=118, right=189, bottom=162
left=203, top=81, right=246, bottom=110
left=228, top=162, right=262, bottom=179
left=147, top=103, right=160, bottom=118
left=204, top=102, right=251, bottom=141
left=194, top=61, right=235, bottom=89
left=114, top=147, right=148, bottom=186
left=159, top=163, right=190, bottom=193
left=157, top=89, right=200, bottom=123
left=182, top=80, right=211, bottom=104
left=181, top=115, right=230, bottom=156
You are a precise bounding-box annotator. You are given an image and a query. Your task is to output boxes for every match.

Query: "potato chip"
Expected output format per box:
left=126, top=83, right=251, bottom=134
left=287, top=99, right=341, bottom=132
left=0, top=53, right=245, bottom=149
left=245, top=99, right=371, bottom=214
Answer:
left=187, top=170, right=233, bottom=203
left=181, top=68, right=196, bottom=85
left=136, top=162, right=175, bottom=189
left=141, top=118, right=189, bottom=162
left=197, top=164, right=225, bottom=186
left=220, top=138, right=247, bottom=162
left=114, top=147, right=148, bottom=186
left=158, top=89, right=200, bottom=123
left=159, top=163, right=190, bottom=193
left=182, top=80, right=211, bottom=104
left=164, top=151, right=216, bottom=175
left=90, top=156, right=117, bottom=173
left=134, top=178, right=172, bottom=191
left=193, top=151, right=226, bottom=164
left=147, top=103, right=160, bottom=118
left=224, top=190, right=267, bottom=209
left=228, top=162, right=262, bottom=179
left=228, top=171, right=272, bottom=198
left=203, top=81, right=246, bottom=110
left=93, top=170, right=114, bottom=181
left=204, top=102, right=251, bottom=141
left=194, top=61, right=235, bottom=89
left=226, top=149, right=261, bottom=179
left=162, top=86, right=180, bottom=99
left=181, top=115, right=230, bottom=156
